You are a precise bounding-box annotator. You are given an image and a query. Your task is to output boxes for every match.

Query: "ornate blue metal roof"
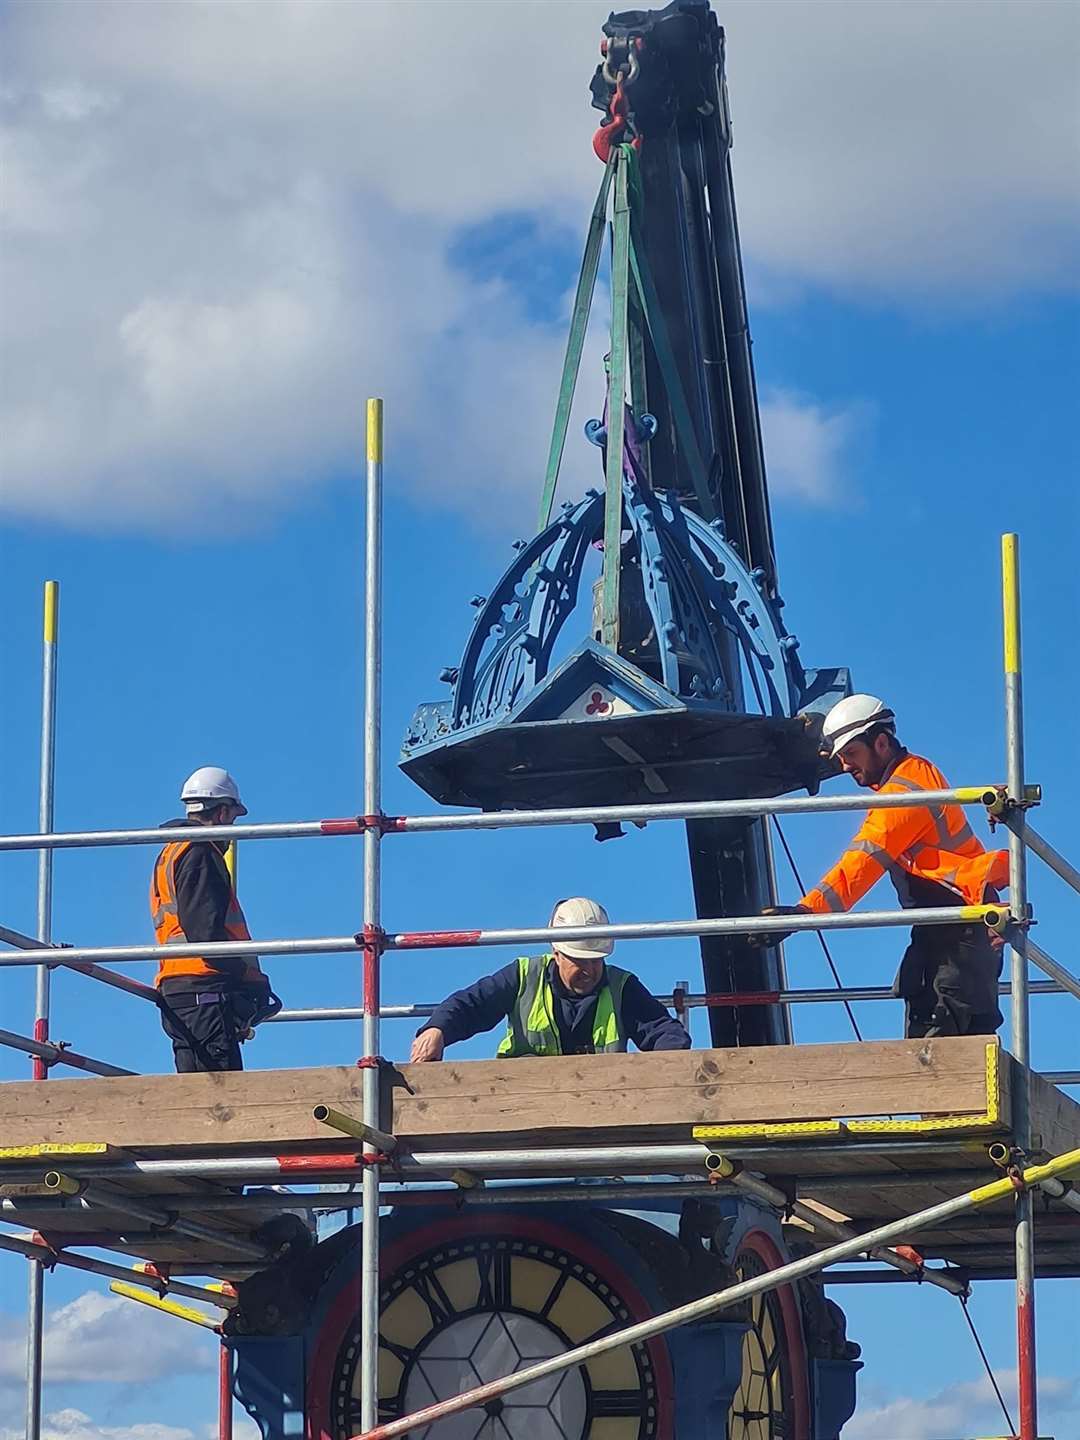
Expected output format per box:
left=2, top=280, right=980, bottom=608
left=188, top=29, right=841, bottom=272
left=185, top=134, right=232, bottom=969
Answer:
left=401, top=473, right=848, bottom=812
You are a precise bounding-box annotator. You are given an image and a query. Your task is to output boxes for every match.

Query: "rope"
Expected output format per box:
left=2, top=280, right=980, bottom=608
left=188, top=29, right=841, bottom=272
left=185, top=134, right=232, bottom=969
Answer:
left=771, top=817, right=864, bottom=1043
left=957, top=1288, right=1016, bottom=1435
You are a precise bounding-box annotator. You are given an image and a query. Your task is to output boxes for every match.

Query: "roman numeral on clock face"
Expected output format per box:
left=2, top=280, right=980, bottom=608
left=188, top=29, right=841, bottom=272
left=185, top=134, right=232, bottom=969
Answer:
left=476, top=1247, right=512, bottom=1309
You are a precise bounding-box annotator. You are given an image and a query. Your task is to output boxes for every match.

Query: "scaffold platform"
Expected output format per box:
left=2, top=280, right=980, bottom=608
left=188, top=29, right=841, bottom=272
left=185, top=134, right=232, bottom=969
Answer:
left=2, top=1037, right=1078, bottom=1282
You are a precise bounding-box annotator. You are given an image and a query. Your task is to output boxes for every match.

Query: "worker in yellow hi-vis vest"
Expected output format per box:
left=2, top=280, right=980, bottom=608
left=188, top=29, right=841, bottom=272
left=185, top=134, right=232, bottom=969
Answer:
left=410, top=897, right=691, bottom=1061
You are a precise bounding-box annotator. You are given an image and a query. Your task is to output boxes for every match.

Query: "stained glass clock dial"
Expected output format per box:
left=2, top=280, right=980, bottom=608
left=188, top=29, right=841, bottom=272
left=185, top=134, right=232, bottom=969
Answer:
left=329, top=1227, right=668, bottom=1439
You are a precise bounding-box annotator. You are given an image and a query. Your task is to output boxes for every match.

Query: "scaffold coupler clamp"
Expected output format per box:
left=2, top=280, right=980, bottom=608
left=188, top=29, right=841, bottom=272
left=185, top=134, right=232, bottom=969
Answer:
left=322, top=813, right=404, bottom=835
left=138, top=1260, right=173, bottom=1297
left=983, top=782, right=1041, bottom=830
left=45, top=940, right=74, bottom=971
left=29, top=1231, right=60, bottom=1272
left=988, top=1141, right=1030, bottom=1192
left=983, top=905, right=1019, bottom=936
left=891, top=1244, right=926, bottom=1280
left=354, top=922, right=387, bottom=955
left=703, top=1150, right=739, bottom=1184
left=999, top=910, right=1035, bottom=947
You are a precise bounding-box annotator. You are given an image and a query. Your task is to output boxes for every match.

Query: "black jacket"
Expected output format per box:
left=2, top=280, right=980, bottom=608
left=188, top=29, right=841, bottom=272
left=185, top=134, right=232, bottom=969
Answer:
left=420, top=957, right=692, bottom=1055
left=157, top=818, right=248, bottom=994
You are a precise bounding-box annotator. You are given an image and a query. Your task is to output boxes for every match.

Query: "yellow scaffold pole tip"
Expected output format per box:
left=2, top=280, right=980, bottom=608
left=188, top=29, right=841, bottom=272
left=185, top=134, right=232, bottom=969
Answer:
left=43, top=580, right=59, bottom=644
left=312, top=1104, right=397, bottom=1154
left=367, top=398, right=383, bottom=464
left=1001, top=532, right=1020, bottom=675
left=108, top=1282, right=222, bottom=1330
left=702, top=1153, right=738, bottom=1179
left=42, top=1171, right=82, bottom=1195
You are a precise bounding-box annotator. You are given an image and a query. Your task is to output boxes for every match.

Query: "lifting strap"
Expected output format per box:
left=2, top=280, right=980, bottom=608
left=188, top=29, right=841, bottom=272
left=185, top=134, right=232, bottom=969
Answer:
left=599, top=144, right=632, bottom=650
left=537, top=155, right=616, bottom=533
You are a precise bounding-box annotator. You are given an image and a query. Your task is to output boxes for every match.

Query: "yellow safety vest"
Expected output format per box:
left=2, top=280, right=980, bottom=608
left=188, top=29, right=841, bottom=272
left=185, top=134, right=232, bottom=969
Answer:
left=496, top=955, right=630, bottom=1057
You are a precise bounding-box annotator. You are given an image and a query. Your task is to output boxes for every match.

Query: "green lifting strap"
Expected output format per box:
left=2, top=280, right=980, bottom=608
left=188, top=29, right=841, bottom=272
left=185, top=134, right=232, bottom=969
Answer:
left=536, top=155, right=616, bottom=534
left=627, top=216, right=716, bottom=521
left=627, top=268, right=651, bottom=492
left=600, top=145, right=633, bottom=651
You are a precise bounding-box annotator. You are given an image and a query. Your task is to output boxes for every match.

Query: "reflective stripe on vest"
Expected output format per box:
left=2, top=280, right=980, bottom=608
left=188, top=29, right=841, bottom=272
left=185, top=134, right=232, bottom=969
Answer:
left=879, top=759, right=1001, bottom=905
left=496, top=955, right=630, bottom=1057
left=150, top=839, right=262, bottom=986
left=802, top=755, right=1007, bottom=914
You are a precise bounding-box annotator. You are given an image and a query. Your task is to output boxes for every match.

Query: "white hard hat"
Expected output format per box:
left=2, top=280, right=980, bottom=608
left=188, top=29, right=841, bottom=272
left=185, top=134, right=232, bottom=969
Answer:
left=180, top=766, right=248, bottom=816
left=550, top=896, right=614, bottom=960
left=822, top=694, right=895, bottom=759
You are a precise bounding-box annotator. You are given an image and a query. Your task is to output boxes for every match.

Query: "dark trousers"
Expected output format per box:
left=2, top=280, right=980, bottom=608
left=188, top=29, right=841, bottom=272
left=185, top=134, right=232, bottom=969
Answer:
left=159, top=988, right=246, bottom=1073
left=894, top=923, right=1003, bottom=1039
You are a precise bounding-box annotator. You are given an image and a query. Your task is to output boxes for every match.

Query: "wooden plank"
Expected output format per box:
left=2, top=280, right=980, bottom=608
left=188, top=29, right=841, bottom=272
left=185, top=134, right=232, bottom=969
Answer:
left=0, top=1037, right=995, bottom=1153
left=389, top=1037, right=998, bottom=1146
left=1025, top=1062, right=1080, bottom=1160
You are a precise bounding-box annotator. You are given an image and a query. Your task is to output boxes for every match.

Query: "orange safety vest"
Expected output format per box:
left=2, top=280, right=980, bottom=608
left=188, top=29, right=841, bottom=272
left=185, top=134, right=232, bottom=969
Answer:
left=150, top=839, right=263, bottom=987
left=800, top=753, right=1009, bottom=914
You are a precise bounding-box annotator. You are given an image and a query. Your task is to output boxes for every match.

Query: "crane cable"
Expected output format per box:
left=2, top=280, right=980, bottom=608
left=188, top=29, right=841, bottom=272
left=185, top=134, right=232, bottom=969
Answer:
left=956, top=1284, right=1017, bottom=1435
left=770, top=816, right=864, bottom=1042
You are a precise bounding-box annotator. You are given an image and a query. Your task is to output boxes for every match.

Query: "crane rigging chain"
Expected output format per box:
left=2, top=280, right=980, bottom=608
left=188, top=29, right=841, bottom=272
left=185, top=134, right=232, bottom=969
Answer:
left=593, top=37, right=643, bottom=163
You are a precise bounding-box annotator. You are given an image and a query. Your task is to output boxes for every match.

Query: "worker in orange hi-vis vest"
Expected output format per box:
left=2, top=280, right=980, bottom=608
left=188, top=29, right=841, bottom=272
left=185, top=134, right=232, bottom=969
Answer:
left=753, top=695, right=1009, bottom=1039
left=150, top=767, right=281, bottom=1072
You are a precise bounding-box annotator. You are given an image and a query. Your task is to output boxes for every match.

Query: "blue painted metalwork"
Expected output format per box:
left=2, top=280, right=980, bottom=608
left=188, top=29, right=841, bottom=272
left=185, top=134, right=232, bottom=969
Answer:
left=402, top=468, right=846, bottom=769
left=231, top=1195, right=860, bottom=1439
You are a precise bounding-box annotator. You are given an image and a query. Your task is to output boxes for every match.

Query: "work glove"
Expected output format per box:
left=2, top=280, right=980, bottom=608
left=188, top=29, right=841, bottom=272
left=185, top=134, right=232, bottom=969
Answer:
left=747, top=904, right=810, bottom=948
left=233, top=982, right=284, bottom=1039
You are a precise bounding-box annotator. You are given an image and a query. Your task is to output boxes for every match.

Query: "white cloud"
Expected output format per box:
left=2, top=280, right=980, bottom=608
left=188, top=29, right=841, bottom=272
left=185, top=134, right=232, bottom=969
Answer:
left=0, top=1410, right=260, bottom=1440
left=0, top=0, right=1075, bottom=530
left=760, top=388, right=865, bottom=504
left=0, top=1292, right=213, bottom=1386
left=845, top=1370, right=1079, bottom=1440
left=0, top=1412, right=197, bottom=1440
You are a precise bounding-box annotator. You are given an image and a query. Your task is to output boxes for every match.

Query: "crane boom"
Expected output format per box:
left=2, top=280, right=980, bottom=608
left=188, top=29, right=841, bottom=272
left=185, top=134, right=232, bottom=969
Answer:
left=592, top=2, right=791, bottom=1045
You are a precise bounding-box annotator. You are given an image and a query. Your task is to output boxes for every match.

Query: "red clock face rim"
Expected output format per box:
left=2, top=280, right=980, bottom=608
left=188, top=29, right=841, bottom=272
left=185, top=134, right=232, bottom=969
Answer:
left=306, top=1212, right=676, bottom=1439
left=736, top=1229, right=811, bottom=1440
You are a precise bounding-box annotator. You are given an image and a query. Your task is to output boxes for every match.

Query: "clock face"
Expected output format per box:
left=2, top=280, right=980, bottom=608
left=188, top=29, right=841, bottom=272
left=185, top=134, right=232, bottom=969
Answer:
left=727, top=1243, right=804, bottom=1440
left=328, top=1224, right=667, bottom=1439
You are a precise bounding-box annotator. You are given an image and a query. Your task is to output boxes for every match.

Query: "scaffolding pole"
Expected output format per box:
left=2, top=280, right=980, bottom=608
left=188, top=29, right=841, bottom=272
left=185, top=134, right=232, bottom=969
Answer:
left=0, top=1136, right=992, bottom=1187
left=1003, top=813, right=1080, bottom=898
left=712, top=1158, right=968, bottom=1296
left=219, top=1343, right=234, bottom=1440
left=1003, top=534, right=1037, bottom=1440
left=0, top=1231, right=237, bottom=1307
left=108, top=1282, right=223, bottom=1331
left=0, top=902, right=1007, bottom=971
left=0, top=784, right=1004, bottom=853
left=44, top=1180, right=271, bottom=1263
left=1020, top=934, right=1080, bottom=1004
left=32, top=581, right=58, bottom=1076
left=351, top=1148, right=1080, bottom=1440
left=7, top=1166, right=1078, bottom=1219
left=266, top=977, right=1066, bottom=1025
left=0, top=1025, right=134, bottom=1077
left=359, top=397, right=383, bottom=1433
left=0, top=922, right=160, bottom=1003
left=26, top=579, right=58, bottom=1440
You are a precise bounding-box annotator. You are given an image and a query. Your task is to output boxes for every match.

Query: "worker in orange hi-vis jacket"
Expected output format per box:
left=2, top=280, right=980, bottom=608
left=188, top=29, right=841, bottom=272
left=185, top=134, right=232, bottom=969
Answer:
left=754, top=695, right=1010, bottom=1039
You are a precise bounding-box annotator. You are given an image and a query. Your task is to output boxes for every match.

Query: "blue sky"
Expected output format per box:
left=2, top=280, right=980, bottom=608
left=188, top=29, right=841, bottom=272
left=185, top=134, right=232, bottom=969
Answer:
left=2, top=3, right=1079, bottom=1438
